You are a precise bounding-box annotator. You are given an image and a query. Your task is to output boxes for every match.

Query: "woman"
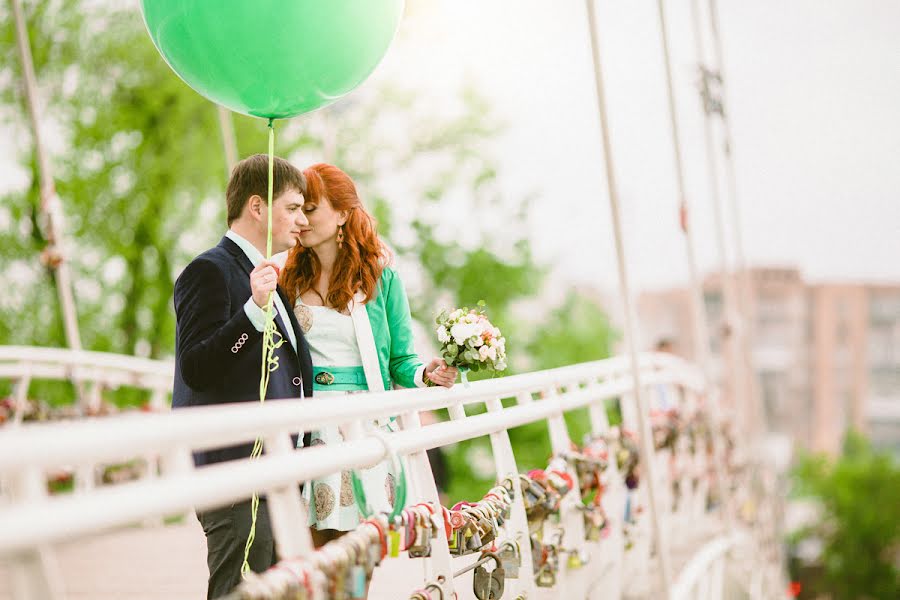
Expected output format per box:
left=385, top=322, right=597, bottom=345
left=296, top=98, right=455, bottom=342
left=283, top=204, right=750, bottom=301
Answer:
left=280, top=163, right=457, bottom=542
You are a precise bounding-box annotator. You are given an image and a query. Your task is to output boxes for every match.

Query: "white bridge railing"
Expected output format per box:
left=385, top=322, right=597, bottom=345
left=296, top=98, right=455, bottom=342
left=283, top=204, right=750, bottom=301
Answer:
left=0, top=349, right=774, bottom=599
left=0, top=345, right=173, bottom=421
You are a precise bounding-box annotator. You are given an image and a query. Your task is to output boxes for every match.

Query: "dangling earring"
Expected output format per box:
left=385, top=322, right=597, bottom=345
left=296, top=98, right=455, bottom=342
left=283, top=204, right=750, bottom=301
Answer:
left=337, top=225, right=345, bottom=249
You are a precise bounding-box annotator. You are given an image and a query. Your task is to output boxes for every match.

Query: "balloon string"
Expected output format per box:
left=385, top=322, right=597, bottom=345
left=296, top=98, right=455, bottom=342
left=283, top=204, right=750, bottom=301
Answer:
left=242, top=118, right=284, bottom=577
left=265, top=118, right=274, bottom=258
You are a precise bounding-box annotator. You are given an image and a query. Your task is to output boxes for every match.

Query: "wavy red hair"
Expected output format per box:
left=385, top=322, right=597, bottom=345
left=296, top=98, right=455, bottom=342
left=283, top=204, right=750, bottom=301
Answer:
left=280, top=163, right=390, bottom=309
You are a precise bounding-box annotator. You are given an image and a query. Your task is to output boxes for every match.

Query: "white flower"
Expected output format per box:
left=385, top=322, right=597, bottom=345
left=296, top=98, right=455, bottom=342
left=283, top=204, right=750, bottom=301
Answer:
left=437, top=326, right=450, bottom=343
left=471, top=335, right=483, bottom=347
left=450, top=323, right=478, bottom=344
left=450, top=309, right=464, bottom=320
left=479, top=345, right=491, bottom=360
left=449, top=323, right=466, bottom=343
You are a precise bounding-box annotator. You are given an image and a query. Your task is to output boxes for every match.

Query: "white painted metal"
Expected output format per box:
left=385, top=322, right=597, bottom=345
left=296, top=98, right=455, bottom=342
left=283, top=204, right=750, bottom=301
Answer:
left=0, top=346, right=173, bottom=419
left=652, top=0, right=713, bottom=380
left=584, top=0, right=674, bottom=594
left=0, top=350, right=771, bottom=599
left=670, top=533, right=748, bottom=600
left=688, top=0, right=745, bottom=404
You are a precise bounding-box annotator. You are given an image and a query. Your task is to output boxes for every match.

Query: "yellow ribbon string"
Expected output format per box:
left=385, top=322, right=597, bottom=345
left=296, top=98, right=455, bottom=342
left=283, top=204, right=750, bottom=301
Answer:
left=242, top=118, right=285, bottom=576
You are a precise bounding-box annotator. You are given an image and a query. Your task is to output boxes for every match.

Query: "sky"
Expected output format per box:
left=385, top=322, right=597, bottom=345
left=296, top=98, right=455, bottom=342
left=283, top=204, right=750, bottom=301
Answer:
left=371, top=0, right=900, bottom=292
left=3, top=0, right=899, bottom=295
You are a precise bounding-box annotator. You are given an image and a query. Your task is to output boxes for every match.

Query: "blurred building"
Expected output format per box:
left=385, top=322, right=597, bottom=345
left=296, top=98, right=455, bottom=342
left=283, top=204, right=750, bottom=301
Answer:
left=638, top=267, right=900, bottom=456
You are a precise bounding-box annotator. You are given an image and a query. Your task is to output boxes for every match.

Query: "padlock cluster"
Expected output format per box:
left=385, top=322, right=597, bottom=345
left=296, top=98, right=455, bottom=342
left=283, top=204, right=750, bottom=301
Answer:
left=226, top=502, right=453, bottom=600
left=606, top=426, right=641, bottom=489
left=518, top=462, right=586, bottom=588
left=564, top=436, right=614, bottom=542
left=651, top=407, right=683, bottom=451
left=223, top=455, right=645, bottom=599
left=447, top=482, right=514, bottom=556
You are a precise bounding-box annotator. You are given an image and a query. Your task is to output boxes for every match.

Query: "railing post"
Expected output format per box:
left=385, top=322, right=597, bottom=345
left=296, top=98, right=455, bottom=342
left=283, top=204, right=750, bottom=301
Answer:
left=399, top=408, right=455, bottom=598
left=542, top=384, right=589, bottom=598
left=485, top=394, right=536, bottom=599
left=12, top=371, right=31, bottom=426
left=159, top=444, right=194, bottom=523
left=263, top=430, right=312, bottom=559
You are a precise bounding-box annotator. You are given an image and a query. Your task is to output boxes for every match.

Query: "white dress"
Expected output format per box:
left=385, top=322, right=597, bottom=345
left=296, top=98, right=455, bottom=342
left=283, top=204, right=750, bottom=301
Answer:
left=296, top=300, right=397, bottom=531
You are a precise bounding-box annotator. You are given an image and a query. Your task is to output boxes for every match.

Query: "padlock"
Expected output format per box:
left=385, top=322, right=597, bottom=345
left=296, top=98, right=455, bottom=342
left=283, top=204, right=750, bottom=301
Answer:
left=535, top=564, right=556, bottom=587
left=475, top=516, right=496, bottom=547
left=408, top=515, right=432, bottom=558
left=497, top=542, right=521, bottom=578
left=473, top=552, right=505, bottom=600
left=466, top=520, right=483, bottom=553
left=567, top=549, right=590, bottom=570
left=448, top=527, right=463, bottom=556
left=348, top=564, right=366, bottom=599
left=332, top=563, right=348, bottom=600
left=583, top=506, right=608, bottom=542
left=366, top=542, right=381, bottom=574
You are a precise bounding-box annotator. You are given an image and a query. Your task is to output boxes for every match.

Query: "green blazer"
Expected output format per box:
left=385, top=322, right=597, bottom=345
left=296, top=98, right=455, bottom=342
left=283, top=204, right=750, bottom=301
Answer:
left=364, top=267, right=426, bottom=390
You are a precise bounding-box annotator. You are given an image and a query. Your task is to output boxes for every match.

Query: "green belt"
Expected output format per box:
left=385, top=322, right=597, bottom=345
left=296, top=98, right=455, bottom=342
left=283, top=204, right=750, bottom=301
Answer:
left=312, top=366, right=369, bottom=392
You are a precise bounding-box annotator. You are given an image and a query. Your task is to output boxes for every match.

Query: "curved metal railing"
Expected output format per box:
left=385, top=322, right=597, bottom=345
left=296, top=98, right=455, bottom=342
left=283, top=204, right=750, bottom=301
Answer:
left=0, top=349, right=775, bottom=599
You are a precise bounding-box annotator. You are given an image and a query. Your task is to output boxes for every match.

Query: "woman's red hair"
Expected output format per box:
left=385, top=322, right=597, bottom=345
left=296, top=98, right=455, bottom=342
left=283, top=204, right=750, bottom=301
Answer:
left=281, top=163, right=390, bottom=309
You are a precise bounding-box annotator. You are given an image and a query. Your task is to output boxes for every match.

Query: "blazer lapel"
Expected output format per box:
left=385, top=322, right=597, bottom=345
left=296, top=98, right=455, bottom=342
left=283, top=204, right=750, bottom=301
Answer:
left=274, top=286, right=301, bottom=356
left=220, top=236, right=297, bottom=358
left=220, top=236, right=253, bottom=277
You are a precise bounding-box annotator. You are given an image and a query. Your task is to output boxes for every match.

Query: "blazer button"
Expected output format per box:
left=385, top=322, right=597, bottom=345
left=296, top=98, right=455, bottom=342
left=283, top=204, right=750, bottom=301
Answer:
left=292, top=377, right=302, bottom=386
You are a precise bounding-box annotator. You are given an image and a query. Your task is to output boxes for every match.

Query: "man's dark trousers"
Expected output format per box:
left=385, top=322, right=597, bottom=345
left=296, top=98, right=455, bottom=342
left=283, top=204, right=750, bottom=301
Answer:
left=197, top=499, right=274, bottom=600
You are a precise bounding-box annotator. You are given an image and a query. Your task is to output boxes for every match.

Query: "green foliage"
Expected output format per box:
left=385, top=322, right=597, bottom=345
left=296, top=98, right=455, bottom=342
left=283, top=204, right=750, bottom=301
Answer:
left=526, top=290, right=618, bottom=370
left=791, top=432, right=900, bottom=599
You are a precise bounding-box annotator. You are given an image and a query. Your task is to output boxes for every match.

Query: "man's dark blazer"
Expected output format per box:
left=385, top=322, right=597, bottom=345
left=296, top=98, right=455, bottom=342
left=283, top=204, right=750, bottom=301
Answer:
left=172, top=236, right=313, bottom=467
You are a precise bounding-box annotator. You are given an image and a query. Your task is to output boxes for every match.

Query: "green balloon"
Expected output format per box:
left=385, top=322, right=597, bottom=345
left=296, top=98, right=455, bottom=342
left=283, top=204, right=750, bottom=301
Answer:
left=140, top=0, right=404, bottom=119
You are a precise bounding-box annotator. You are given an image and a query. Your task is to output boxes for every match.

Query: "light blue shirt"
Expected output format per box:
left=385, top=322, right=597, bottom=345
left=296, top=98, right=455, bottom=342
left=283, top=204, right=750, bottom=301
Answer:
left=225, top=230, right=298, bottom=353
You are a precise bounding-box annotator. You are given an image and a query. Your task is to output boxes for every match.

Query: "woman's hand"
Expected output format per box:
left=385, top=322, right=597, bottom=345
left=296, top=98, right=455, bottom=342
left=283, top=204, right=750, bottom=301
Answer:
left=424, top=358, right=458, bottom=388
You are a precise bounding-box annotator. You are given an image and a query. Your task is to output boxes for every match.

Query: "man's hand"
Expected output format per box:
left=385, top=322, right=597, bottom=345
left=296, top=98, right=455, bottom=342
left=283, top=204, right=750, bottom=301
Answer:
left=250, top=261, right=281, bottom=309
left=424, top=358, right=458, bottom=388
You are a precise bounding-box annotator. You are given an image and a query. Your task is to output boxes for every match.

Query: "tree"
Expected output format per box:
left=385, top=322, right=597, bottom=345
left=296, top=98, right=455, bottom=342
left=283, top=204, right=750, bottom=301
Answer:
left=791, top=432, right=900, bottom=600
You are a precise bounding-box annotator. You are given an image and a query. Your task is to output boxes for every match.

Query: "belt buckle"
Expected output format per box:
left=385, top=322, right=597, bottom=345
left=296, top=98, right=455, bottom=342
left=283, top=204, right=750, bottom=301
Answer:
left=315, top=371, right=335, bottom=386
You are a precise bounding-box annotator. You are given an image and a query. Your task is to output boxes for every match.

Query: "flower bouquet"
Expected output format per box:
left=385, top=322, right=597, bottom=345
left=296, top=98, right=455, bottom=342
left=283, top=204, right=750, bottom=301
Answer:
left=434, top=302, right=507, bottom=386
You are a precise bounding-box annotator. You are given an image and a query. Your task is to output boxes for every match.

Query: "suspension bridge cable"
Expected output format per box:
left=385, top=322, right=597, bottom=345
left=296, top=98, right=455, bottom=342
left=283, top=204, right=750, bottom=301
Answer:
left=584, top=0, right=674, bottom=594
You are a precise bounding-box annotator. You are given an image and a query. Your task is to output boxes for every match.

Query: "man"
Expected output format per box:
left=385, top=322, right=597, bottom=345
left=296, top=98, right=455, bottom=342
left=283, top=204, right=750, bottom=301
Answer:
left=172, top=154, right=313, bottom=599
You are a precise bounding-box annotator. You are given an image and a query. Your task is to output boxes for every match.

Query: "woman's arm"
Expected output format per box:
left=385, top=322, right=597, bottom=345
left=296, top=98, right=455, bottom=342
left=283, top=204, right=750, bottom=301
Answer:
left=382, top=269, right=428, bottom=389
